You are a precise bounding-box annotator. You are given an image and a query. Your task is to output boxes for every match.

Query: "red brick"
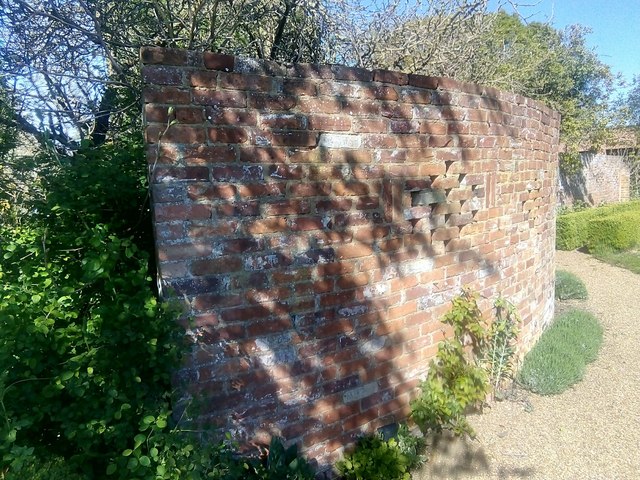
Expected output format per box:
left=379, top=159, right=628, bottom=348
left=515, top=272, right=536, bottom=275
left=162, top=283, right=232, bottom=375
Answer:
left=211, top=165, right=263, bottom=182
left=191, top=257, right=243, bottom=275
left=268, top=164, right=304, bottom=180
left=152, top=166, right=209, bottom=183
left=154, top=204, right=211, bottom=222
left=193, top=89, right=246, bottom=108
left=189, top=70, right=218, bottom=88
left=142, top=65, right=183, bottom=85
left=219, top=72, right=271, bottom=91
left=143, top=86, right=191, bottom=104
left=207, top=108, right=257, bottom=126
left=316, top=199, right=352, bottom=212
left=141, top=47, right=189, bottom=66
left=333, top=182, right=370, bottom=196
left=239, top=147, right=287, bottom=163
left=297, top=97, right=342, bottom=114
left=281, top=78, right=318, bottom=96
left=374, top=69, right=408, bottom=85
left=336, top=243, right=375, bottom=259
left=157, top=242, right=211, bottom=261
left=264, top=200, right=310, bottom=216
left=216, top=201, right=260, bottom=217
left=307, top=115, right=352, bottom=131
left=260, top=113, right=305, bottom=129
left=408, top=74, right=438, bottom=89
left=188, top=222, right=238, bottom=238
left=342, top=99, right=380, bottom=116
left=245, top=218, right=288, bottom=234
left=288, top=218, right=324, bottom=232
left=290, top=183, right=331, bottom=197
left=145, top=125, right=206, bottom=144
left=331, top=65, right=373, bottom=82
left=208, top=127, right=249, bottom=144
left=236, top=183, right=286, bottom=198
left=249, top=93, right=297, bottom=111
left=246, top=316, right=292, bottom=336
left=203, top=52, right=235, bottom=71
left=269, top=131, right=318, bottom=147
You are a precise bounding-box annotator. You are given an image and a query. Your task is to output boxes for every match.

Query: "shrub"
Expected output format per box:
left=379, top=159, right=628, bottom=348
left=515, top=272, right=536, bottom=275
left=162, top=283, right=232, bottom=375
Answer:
left=485, top=298, right=520, bottom=394
left=336, top=433, right=412, bottom=480
left=518, top=309, right=602, bottom=394
left=555, top=270, right=588, bottom=300
left=0, top=181, right=184, bottom=476
left=586, top=210, right=640, bottom=253
left=395, top=424, right=426, bottom=470
left=411, top=290, right=489, bottom=436
left=0, top=139, right=316, bottom=480
left=556, top=200, right=640, bottom=251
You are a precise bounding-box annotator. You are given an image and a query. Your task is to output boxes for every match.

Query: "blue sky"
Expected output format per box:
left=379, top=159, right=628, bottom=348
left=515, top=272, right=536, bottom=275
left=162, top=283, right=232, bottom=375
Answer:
left=494, top=0, right=640, bottom=87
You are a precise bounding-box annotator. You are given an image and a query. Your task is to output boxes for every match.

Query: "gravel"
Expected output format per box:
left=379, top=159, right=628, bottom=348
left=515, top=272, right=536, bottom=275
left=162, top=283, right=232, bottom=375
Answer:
left=414, top=250, right=640, bottom=479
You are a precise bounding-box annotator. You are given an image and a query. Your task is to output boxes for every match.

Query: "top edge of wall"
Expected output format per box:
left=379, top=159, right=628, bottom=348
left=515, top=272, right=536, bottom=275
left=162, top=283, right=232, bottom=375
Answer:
left=139, top=46, right=560, bottom=121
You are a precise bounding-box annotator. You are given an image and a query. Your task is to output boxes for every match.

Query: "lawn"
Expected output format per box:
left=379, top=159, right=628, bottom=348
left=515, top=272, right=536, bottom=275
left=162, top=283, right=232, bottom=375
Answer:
left=594, top=249, right=640, bottom=275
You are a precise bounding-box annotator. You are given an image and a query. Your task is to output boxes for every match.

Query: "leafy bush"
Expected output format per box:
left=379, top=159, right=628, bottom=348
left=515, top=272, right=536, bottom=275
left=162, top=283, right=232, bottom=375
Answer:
left=555, top=270, right=588, bottom=300
left=585, top=210, right=640, bottom=253
left=518, top=309, right=603, bottom=394
left=0, top=139, right=185, bottom=477
left=394, top=424, right=426, bottom=470
left=0, top=139, right=316, bottom=480
left=249, top=437, right=314, bottom=480
left=411, top=290, right=489, bottom=436
left=336, top=433, right=412, bottom=480
left=556, top=200, right=640, bottom=251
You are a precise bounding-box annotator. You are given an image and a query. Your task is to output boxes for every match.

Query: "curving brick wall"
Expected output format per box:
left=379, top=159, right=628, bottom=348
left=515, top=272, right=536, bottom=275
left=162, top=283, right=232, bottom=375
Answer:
left=141, top=47, right=560, bottom=472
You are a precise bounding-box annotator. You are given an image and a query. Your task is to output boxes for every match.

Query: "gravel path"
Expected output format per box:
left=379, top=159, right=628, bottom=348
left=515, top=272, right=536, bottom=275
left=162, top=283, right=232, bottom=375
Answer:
left=414, top=250, right=640, bottom=479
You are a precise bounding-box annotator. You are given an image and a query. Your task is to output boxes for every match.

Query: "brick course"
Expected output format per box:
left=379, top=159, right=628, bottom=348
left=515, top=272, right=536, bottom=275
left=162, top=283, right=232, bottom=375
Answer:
left=142, top=47, right=560, bottom=474
left=559, top=153, right=631, bottom=207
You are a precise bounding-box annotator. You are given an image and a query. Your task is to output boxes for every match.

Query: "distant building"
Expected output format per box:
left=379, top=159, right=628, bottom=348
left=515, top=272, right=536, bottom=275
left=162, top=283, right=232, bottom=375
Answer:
left=558, top=129, right=638, bottom=208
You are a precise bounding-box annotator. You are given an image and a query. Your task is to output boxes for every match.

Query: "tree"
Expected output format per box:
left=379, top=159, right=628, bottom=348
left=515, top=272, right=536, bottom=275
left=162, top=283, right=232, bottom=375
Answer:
left=477, top=13, right=615, bottom=169
left=0, top=0, right=329, bottom=149
left=0, top=0, right=533, bottom=150
left=344, top=8, right=616, bottom=170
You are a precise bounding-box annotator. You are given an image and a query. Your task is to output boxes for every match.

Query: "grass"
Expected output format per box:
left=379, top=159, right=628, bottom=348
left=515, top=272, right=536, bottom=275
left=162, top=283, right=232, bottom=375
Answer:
left=518, top=309, right=603, bottom=395
left=593, top=249, right=640, bottom=275
left=555, top=270, right=588, bottom=300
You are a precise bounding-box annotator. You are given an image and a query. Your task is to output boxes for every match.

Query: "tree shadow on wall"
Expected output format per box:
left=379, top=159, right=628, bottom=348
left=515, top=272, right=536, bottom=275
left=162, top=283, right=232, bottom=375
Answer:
left=152, top=61, right=554, bottom=478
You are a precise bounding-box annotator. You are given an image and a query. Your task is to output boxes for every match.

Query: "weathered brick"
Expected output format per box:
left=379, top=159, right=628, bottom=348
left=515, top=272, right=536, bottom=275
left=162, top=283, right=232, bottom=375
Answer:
left=219, top=72, right=272, bottom=91
left=203, top=52, right=235, bottom=71
left=248, top=93, right=297, bottom=111
left=144, top=49, right=560, bottom=470
left=208, top=127, right=249, bottom=144
left=193, top=89, right=246, bottom=108
left=152, top=166, right=209, bottom=183
left=143, top=86, right=191, bottom=104
left=307, top=115, right=352, bottom=131
left=146, top=125, right=206, bottom=144
left=264, top=199, right=310, bottom=216
left=141, top=47, right=189, bottom=66
left=154, top=204, right=211, bottom=222
left=374, top=69, right=408, bottom=85
left=142, top=65, right=183, bottom=85
left=211, top=165, right=263, bottom=182
left=189, top=70, right=218, bottom=88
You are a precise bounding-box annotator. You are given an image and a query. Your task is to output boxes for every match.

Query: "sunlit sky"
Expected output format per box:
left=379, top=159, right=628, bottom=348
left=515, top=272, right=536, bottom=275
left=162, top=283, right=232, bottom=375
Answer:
left=494, top=0, right=640, bottom=88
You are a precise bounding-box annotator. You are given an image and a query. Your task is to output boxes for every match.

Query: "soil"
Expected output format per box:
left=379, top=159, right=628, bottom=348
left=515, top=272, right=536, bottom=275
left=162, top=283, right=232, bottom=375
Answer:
left=413, top=250, right=640, bottom=479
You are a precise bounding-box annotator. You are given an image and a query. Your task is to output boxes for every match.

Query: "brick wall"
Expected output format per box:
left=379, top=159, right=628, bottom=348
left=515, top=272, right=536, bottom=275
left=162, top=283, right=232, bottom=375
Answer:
left=558, top=153, right=631, bottom=207
left=141, top=47, right=560, bottom=473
